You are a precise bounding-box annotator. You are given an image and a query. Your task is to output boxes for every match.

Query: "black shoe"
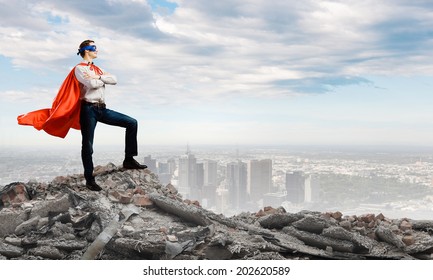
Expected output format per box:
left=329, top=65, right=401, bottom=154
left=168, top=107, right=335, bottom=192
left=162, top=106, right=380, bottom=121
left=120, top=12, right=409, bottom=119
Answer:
left=123, top=158, right=147, bottom=169
left=86, top=180, right=102, bottom=192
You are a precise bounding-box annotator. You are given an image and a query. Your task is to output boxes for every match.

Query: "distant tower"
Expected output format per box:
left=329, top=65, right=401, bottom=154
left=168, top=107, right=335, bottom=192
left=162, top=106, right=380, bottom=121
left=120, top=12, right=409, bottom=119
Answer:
left=227, top=161, right=248, bottom=210
left=304, top=174, right=321, bottom=202
left=192, top=162, right=204, bottom=199
left=216, top=186, right=229, bottom=215
left=143, top=155, right=157, bottom=173
left=285, top=171, right=305, bottom=204
left=248, top=159, right=272, bottom=202
left=178, top=150, right=197, bottom=198
left=204, top=160, right=217, bottom=187
left=203, top=160, right=218, bottom=209
left=167, top=158, right=176, bottom=175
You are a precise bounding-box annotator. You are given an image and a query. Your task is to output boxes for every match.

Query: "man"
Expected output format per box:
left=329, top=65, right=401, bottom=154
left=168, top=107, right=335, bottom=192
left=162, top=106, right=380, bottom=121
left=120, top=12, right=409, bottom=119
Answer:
left=75, top=40, right=146, bottom=191
left=18, top=40, right=146, bottom=191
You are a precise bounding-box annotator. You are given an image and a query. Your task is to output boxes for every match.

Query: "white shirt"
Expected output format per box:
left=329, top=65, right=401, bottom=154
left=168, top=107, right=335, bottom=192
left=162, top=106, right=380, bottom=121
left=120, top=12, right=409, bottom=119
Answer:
left=74, top=61, right=117, bottom=103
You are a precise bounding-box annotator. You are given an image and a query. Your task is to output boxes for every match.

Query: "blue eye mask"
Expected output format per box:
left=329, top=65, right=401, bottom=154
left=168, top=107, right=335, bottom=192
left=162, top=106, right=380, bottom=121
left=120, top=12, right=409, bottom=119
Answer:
left=77, top=45, right=97, bottom=55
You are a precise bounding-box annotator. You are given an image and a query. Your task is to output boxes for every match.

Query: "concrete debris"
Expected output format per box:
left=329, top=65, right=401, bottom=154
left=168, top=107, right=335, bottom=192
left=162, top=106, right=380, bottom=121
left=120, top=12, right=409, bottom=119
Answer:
left=81, top=204, right=140, bottom=260
left=1, top=163, right=433, bottom=260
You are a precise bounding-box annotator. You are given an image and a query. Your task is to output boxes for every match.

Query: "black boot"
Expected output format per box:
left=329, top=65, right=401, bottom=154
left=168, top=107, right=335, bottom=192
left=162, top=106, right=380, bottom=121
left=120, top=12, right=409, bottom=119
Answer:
left=123, top=157, right=147, bottom=169
left=86, top=180, right=102, bottom=191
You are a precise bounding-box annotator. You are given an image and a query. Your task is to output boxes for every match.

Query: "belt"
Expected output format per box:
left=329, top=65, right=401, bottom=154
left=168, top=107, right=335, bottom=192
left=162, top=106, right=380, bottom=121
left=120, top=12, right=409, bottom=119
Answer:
left=82, top=101, right=106, bottom=109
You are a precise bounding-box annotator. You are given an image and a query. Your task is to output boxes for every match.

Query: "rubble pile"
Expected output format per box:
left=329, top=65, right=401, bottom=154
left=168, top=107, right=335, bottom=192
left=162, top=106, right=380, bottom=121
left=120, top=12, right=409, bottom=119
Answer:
left=1, top=163, right=433, bottom=260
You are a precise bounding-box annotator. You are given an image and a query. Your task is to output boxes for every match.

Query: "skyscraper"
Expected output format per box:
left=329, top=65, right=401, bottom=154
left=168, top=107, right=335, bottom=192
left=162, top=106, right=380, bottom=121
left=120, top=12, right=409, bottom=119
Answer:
left=167, top=158, right=176, bottom=175
left=304, top=174, right=321, bottom=202
left=204, top=160, right=218, bottom=187
left=227, top=161, right=247, bottom=210
left=178, top=152, right=197, bottom=198
left=143, top=155, right=157, bottom=173
left=203, top=160, right=218, bottom=208
left=192, top=162, right=204, bottom=199
left=248, top=159, right=272, bottom=202
left=286, top=171, right=305, bottom=204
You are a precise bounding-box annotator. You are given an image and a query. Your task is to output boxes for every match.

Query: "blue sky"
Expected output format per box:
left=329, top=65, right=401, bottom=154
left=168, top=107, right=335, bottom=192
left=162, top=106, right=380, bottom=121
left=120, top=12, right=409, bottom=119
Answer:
left=1, top=0, right=433, bottom=147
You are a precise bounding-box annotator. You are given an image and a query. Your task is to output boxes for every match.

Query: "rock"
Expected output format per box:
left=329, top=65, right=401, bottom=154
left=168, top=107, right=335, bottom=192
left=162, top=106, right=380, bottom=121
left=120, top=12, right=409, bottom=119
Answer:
left=132, top=194, right=153, bottom=207
left=376, top=213, right=385, bottom=221
left=402, top=235, right=415, bottom=246
left=0, top=182, right=30, bottom=208
left=292, top=215, right=336, bottom=234
left=148, top=193, right=212, bottom=226
left=166, top=235, right=178, bottom=242
left=204, top=245, right=233, bottom=260
left=339, top=220, right=352, bottom=230
left=331, top=211, right=343, bottom=221
left=0, top=210, right=27, bottom=237
left=400, top=220, right=412, bottom=232
left=15, top=215, right=41, bottom=235
left=410, top=220, right=433, bottom=231
left=4, top=237, right=22, bottom=246
left=258, top=212, right=303, bottom=229
left=29, top=246, right=64, bottom=259
left=284, top=226, right=356, bottom=253
left=322, top=226, right=378, bottom=252
left=37, top=217, right=49, bottom=229
left=166, top=184, right=178, bottom=195
left=360, top=214, right=375, bottom=224
left=0, top=242, right=25, bottom=258
left=109, top=190, right=133, bottom=204
left=29, top=194, right=70, bottom=219
left=375, top=226, right=406, bottom=249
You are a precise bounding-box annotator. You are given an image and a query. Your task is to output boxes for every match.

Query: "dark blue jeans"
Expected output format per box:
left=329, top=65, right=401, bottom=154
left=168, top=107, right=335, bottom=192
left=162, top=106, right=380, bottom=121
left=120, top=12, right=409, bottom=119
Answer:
left=80, top=102, right=138, bottom=182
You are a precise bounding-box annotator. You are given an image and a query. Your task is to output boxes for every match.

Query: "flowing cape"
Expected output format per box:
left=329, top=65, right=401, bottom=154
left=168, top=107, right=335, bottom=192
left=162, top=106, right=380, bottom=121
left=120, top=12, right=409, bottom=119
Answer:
left=17, top=66, right=82, bottom=138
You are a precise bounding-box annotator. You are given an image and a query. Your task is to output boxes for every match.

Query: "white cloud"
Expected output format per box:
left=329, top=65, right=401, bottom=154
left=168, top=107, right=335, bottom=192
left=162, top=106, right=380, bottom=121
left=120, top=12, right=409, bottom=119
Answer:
left=2, top=0, right=433, bottom=103
left=2, top=0, right=433, bottom=146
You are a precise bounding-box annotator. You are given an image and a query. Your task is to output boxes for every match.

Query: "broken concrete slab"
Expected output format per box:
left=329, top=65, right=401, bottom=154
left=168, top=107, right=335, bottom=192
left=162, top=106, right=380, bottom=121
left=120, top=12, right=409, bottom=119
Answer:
left=284, top=226, right=356, bottom=253
left=376, top=225, right=406, bottom=249
left=148, top=193, right=212, bottom=226
left=257, top=212, right=304, bottom=229
left=0, top=210, right=27, bottom=237
left=0, top=242, right=25, bottom=258
left=292, top=215, right=337, bottom=234
left=28, top=246, right=64, bottom=259
left=29, top=194, right=70, bottom=219
left=15, top=215, right=41, bottom=236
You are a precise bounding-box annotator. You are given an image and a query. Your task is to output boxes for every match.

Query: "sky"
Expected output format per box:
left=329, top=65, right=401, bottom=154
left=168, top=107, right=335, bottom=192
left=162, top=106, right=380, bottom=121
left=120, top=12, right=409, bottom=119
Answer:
left=1, top=0, right=433, bottom=148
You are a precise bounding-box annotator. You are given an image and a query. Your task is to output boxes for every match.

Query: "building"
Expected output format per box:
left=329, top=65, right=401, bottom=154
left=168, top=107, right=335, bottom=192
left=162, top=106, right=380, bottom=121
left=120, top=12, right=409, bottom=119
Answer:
left=215, top=186, right=229, bottom=214
left=286, top=171, right=305, bottom=204
left=167, top=158, right=176, bottom=175
left=143, top=155, right=157, bottom=173
left=178, top=152, right=197, bottom=198
left=248, top=159, right=273, bottom=202
left=304, top=174, right=321, bottom=202
left=203, top=160, right=218, bottom=208
left=192, top=162, right=204, bottom=199
left=204, top=160, right=218, bottom=187
left=226, top=161, right=248, bottom=210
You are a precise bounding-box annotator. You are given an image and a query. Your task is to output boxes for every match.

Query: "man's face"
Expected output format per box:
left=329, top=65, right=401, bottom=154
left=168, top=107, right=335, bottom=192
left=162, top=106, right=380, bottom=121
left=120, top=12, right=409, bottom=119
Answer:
left=87, top=43, right=98, bottom=59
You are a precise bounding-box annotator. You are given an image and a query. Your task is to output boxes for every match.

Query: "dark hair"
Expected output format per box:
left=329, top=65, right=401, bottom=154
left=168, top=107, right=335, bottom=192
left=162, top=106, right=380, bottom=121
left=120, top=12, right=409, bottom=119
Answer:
left=77, top=39, right=95, bottom=57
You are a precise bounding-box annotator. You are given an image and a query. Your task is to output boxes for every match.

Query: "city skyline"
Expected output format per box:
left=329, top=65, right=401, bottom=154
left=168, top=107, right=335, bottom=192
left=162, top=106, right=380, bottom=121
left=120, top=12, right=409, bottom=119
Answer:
left=2, top=1, right=433, bottom=148
left=2, top=144, right=432, bottom=220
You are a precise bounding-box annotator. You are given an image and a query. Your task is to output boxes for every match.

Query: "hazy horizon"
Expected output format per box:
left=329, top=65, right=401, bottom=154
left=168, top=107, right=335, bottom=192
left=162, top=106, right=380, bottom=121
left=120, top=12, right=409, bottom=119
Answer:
left=2, top=144, right=433, bottom=220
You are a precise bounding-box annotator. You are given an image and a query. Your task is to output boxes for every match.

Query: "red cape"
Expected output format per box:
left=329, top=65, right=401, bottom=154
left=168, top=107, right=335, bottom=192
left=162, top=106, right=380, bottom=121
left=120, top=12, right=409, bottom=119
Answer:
left=17, top=66, right=82, bottom=138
